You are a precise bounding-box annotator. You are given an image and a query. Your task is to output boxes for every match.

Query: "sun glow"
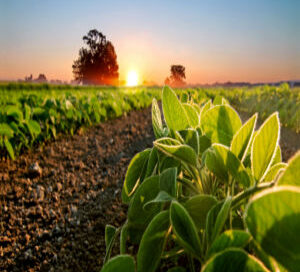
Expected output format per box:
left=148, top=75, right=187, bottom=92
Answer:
left=126, top=70, right=139, bottom=86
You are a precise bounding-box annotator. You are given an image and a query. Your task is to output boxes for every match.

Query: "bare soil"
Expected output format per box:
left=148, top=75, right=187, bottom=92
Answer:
left=0, top=107, right=299, bottom=272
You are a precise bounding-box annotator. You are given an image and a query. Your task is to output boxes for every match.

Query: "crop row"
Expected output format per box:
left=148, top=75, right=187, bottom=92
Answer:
left=200, top=83, right=300, bottom=133
left=102, top=86, right=300, bottom=272
left=0, top=85, right=160, bottom=160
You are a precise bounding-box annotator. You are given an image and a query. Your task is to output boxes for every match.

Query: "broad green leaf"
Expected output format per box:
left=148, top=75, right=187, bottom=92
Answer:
left=152, top=98, right=165, bottom=139
left=205, top=144, right=250, bottom=187
left=206, top=198, right=232, bottom=246
left=170, top=201, right=201, bottom=257
left=137, top=211, right=170, bottom=272
left=4, top=138, right=15, bottom=160
left=201, top=105, right=242, bottom=146
left=0, top=123, right=14, bottom=137
left=27, top=120, right=41, bottom=137
left=159, top=156, right=181, bottom=173
left=202, top=248, right=268, bottom=272
left=263, top=162, right=287, bottom=182
left=182, top=103, right=199, bottom=128
left=122, top=149, right=151, bottom=203
left=184, top=194, right=217, bottom=229
left=231, top=114, right=257, bottom=161
left=154, top=138, right=198, bottom=168
left=159, top=167, right=177, bottom=197
left=127, top=176, right=161, bottom=243
left=6, top=105, right=23, bottom=122
left=199, top=135, right=211, bottom=154
left=213, top=95, right=223, bottom=105
left=207, top=230, right=251, bottom=258
left=143, top=191, right=174, bottom=210
left=162, top=86, right=190, bottom=132
left=101, top=255, right=135, bottom=272
left=245, top=186, right=300, bottom=272
left=204, top=148, right=228, bottom=181
left=277, top=152, right=300, bottom=186
left=251, top=112, right=280, bottom=182
left=178, top=129, right=200, bottom=155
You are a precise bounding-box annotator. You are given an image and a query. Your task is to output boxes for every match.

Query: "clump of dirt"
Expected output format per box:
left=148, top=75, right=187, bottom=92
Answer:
left=0, top=107, right=154, bottom=272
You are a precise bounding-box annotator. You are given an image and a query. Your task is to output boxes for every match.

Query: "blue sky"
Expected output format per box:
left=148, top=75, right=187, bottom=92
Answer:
left=0, top=0, right=299, bottom=83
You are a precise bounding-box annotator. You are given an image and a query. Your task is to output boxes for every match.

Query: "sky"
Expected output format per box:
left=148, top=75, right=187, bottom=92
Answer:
left=0, top=0, right=299, bottom=84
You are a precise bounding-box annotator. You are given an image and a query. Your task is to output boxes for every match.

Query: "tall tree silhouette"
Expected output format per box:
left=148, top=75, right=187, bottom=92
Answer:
left=72, top=29, right=119, bottom=85
left=165, top=65, right=186, bottom=87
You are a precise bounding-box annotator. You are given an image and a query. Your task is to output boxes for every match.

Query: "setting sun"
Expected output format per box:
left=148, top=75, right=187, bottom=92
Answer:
left=126, top=70, right=139, bottom=86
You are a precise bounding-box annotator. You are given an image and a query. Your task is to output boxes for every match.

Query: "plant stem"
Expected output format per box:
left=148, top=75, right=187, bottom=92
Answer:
left=231, top=182, right=274, bottom=208
left=188, top=254, right=196, bottom=272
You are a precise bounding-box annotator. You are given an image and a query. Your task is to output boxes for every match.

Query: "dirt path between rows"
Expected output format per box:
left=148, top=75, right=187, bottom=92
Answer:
left=0, top=107, right=154, bottom=272
left=0, top=107, right=299, bottom=272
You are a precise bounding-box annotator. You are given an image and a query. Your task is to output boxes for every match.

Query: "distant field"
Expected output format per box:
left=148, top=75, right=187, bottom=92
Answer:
left=0, top=83, right=299, bottom=160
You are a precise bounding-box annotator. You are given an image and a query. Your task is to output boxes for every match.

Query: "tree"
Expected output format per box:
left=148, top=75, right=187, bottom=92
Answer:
left=164, top=65, right=186, bottom=87
left=35, top=74, right=47, bottom=83
left=72, top=29, right=119, bottom=85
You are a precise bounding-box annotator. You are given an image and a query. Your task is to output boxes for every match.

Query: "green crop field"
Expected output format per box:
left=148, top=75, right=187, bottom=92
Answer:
left=1, top=83, right=299, bottom=160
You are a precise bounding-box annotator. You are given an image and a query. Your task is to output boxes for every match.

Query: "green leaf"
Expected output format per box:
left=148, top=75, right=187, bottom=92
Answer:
left=154, top=138, right=198, bottom=168
left=202, top=248, right=268, bottom=272
left=178, top=129, right=200, bottom=155
left=271, top=145, right=282, bottom=166
left=24, top=104, right=31, bottom=121
left=251, top=112, right=280, bottom=182
left=201, top=105, right=242, bottom=146
left=0, top=123, right=14, bottom=137
left=127, top=176, right=161, bottom=243
left=105, top=225, right=117, bottom=254
left=263, top=162, right=287, bottom=182
left=143, top=191, right=174, bottom=210
left=4, top=138, right=15, bottom=160
left=170, top=201, right=201, bottom=257
left=104, top=225, right=118, bottom=262
left=6, top=105, right=23, bottom=122
left=206, top=198, right=232, bottom=246
left=231, top=114, right=257, bottom=161
left=162, top=86, right=190, bottom=132
left=184, top=194, right=217, bottom=229
left=213, top=95, right=223, bottom=105
left=199, top=135, right=211, bottom=154
left=206, top=144, right=250, bottom=187
left=277, top=151, right=300, bottom=186
left=137, top=211, right=170, bottom=272
left=182, top=103, right=199, bottom=128
left=122, top=149, right=151, bottom=203
left=199, top=100, right=212, bottom=124
left=145, top=147, right=158, bottom=178
left=152, top=98, right=165, bottom=139
left=207, top=230, right=251, bottom=258
left=101, top=255, right=135, bottom=272
left=245, top=186, right=300, bottom=272
left=120, top=223, right=128, bottom=254
left=26, top=120, right=41, bottom=137
left=160, top=167, right=177, bottom=197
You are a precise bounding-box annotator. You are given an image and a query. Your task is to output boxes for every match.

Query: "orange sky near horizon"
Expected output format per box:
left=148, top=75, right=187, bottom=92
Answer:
left=1, top=1, right=299, bottom=85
